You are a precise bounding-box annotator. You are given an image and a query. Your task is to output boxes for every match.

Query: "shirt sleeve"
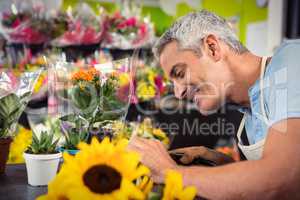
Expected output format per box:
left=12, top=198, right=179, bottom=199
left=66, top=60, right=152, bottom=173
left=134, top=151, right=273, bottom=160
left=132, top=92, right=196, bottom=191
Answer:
left=265, top=41, right=300, bottom=128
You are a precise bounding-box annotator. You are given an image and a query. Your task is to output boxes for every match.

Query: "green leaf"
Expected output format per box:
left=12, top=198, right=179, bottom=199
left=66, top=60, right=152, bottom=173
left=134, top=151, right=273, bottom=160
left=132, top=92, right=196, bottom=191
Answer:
left=60, top=114, right=78, bottom=122
left=0, top=94, right=22, bottom=119
left=71, top=85, right=92, bottom=110
left=26, top=130, right=60, bottom=154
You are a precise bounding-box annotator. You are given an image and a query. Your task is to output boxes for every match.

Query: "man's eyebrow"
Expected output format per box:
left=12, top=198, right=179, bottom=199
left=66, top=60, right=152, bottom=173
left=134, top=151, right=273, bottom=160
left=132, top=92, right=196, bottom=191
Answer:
left=169, top=63, right=187, bottom=78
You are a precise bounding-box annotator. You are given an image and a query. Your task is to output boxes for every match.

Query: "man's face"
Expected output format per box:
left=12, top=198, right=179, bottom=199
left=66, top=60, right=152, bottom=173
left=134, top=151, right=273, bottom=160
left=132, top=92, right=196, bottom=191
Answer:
left=160, top=41, right=233, bottom=115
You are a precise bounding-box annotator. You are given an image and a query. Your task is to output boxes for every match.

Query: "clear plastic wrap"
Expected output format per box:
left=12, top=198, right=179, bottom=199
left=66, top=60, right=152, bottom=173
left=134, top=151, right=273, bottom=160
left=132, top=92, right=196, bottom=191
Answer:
left=0, top=69, right=41, bottom=138
left=49, top=56, right=134, bottom=142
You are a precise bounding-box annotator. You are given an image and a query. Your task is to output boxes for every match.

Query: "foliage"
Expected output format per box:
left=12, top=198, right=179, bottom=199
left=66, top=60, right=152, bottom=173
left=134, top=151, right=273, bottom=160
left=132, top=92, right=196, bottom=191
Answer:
left=0, top=92, right=30, bottom=138
left=26, top=131, right=59, bottom=154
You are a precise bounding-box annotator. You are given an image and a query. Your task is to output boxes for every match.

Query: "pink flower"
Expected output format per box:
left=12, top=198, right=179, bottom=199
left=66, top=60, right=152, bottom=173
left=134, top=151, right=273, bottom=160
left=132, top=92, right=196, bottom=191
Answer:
left=126, top=17, right=137, bottom=27
left=11, top=18, right=21, bottom=28
left=154, top=75, right=165, bottom=94
left=139, top=23, right=147, bottom=36
left=130, top=94, right=139, bottom=104
left=82, top=26, right=99, bottom=44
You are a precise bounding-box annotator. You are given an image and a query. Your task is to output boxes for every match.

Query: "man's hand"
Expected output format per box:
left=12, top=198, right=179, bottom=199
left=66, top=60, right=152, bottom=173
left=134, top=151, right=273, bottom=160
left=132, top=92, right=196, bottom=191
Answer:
left=128, top=136, right=177, bottom=183
left=169, top=146, right=235, bottom=165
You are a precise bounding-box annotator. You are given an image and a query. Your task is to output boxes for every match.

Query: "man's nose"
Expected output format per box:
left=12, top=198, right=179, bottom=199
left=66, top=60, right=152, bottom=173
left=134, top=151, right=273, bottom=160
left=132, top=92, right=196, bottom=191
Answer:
left=174, top=83, right=187, bottom=99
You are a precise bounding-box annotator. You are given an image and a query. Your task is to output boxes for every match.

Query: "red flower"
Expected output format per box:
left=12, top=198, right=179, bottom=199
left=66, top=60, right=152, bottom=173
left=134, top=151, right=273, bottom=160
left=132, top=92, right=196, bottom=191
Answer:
left=117, top=21, right=127, bottom=29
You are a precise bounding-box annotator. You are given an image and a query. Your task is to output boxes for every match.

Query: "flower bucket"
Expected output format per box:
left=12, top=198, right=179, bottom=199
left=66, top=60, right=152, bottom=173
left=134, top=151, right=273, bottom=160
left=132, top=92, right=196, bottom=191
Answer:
left=23, top=152, right=62, bottom=186
left=0, top=137, right=13, bottom=174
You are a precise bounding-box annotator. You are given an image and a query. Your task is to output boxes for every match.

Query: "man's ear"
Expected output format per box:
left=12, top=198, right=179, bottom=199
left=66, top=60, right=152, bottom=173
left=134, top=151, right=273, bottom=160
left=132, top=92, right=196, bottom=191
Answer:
left=202, top=34, right=221, bottom=62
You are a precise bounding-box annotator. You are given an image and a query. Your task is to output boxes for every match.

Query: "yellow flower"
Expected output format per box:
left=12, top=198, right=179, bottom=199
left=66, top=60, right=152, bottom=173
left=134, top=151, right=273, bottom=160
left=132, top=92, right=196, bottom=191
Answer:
left=34, top=73, right=46, bottom=93
left=39, top=137, right=150, bottom=200
left=153, top=128, right=167, bottom=140
left=137, top=82, right=156, bottom=101
left=153, top=129, right=169, bottom=146
left=162, top=170, right=197, bottom=200
left=111, top=121, right=131, bottom=143
left=118, top=73, right=130, bottom=86
left=137, top=176, right=153, bottom=197
left=147, top=69, right=156, bottom=84
left=35, top=56, right=47, bottom=65
left=8, top=126, right=32, bottom=164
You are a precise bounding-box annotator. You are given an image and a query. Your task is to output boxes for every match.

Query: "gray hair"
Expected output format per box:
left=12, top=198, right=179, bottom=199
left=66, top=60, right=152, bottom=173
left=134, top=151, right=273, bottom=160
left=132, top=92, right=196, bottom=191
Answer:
left=153, top=10, right=248, bottom=60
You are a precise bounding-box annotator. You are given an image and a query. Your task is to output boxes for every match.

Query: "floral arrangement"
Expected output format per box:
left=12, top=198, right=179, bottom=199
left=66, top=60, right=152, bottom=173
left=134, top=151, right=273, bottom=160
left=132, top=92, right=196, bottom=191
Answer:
left=37, top=137, right=197, bottom=200
left=135, top=65, right=169, bottom=102
left=0, top=8, right=68, bottom=44
left=56, top=63, right=130, bottom=149
left=52, top=5, right=105, bottom=46
left=0, top=3, right=156, bottom=48
left=110, top=118, right=170, bottom=147
left=118, top=63, right=169, bottom=103
left=103, top=11, right=155, bottom=49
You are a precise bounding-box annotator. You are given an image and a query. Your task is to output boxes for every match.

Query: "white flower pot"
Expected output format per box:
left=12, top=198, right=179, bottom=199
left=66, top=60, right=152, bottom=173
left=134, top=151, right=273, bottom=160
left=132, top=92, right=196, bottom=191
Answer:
left=23, top=152, right=62, bottom=186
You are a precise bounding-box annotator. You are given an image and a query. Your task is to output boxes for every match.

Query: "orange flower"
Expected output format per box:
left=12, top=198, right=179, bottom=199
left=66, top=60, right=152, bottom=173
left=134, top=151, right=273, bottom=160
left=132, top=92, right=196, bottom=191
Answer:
left=71, top=68, right=100, bottom=82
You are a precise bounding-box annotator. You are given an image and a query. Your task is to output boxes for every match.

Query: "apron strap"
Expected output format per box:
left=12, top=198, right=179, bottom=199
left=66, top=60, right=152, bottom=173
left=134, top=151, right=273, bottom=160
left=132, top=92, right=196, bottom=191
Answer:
left=237, top=56, right=268, bottom=144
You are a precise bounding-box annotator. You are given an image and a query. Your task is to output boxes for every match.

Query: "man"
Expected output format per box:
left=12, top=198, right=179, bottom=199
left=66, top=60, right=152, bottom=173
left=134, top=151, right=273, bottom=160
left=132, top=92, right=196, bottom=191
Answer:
left=128, top=10, right=300, bottom=199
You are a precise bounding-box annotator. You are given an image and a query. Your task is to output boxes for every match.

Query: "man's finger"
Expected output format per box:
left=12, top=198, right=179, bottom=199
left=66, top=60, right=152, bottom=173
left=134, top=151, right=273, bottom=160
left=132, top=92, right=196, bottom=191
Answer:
left=169, top=148, right=188, bottom=154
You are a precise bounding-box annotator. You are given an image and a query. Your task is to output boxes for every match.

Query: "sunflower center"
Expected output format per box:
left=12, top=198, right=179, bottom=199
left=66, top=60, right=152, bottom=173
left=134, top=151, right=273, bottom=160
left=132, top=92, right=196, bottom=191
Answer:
left=83, top=164, right=122, bottom=194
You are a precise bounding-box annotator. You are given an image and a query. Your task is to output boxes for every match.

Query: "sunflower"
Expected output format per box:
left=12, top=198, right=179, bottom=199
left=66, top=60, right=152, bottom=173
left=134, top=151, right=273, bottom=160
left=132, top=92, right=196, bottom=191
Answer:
left=8, top=126, right=32, bottom=164
left=137, top=176, right=154, bottom=197
left=162, top=170, right=197, bottom=200
left=38, top=137, right=149, bottom=200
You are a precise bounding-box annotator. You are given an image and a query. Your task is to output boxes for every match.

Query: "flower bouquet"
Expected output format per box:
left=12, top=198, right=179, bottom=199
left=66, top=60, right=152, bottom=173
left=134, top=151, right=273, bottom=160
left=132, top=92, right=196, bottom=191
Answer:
left=135, top=64, right=169, bottom=102
left=0, top=6, right=67, bottom=44
left=103, top=11, right=155, bottom=49
left=51, top=4, right=105, bottom=46
left=51, top=58, right=132, bottom=152
left=37, top=137, right=197, bottom=200
left=109, top=118, right=170, bottom=147
left=0, top=69, right=41, bottom=173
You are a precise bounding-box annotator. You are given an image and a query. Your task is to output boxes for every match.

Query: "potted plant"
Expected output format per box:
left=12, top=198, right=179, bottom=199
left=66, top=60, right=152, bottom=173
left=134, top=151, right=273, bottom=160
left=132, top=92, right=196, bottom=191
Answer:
left=0, top=93, right=27, bottom=173
left=24, top=131, right=61, bottom=186
left=59, top=119, right=89, bottom=155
